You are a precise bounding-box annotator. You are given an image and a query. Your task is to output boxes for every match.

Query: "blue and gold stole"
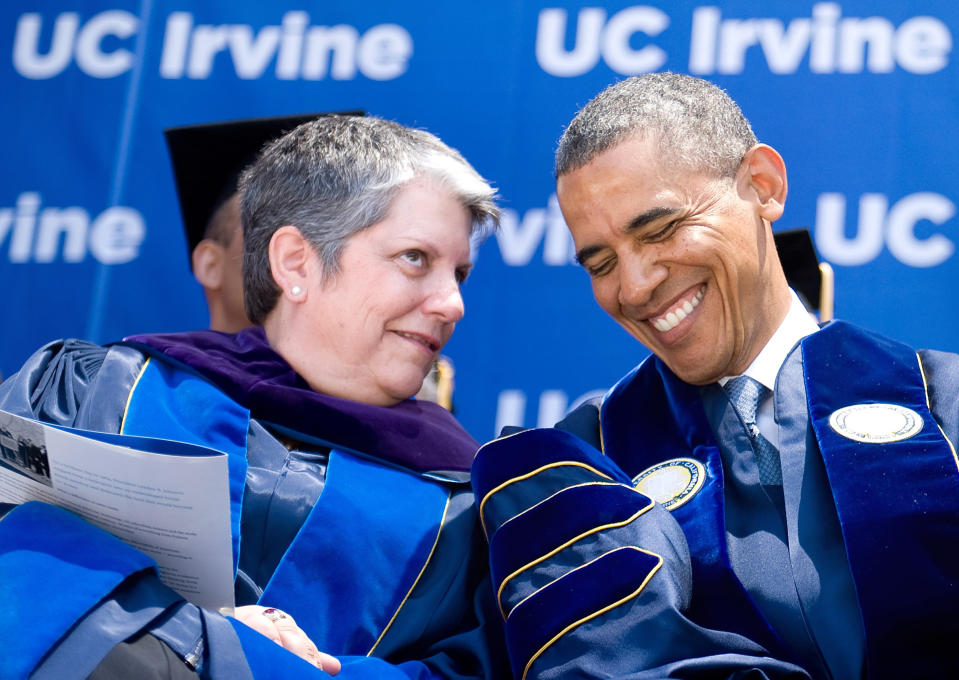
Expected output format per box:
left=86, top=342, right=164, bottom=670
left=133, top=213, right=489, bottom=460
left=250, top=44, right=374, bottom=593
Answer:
left=802, top=322, right=959, bottom=677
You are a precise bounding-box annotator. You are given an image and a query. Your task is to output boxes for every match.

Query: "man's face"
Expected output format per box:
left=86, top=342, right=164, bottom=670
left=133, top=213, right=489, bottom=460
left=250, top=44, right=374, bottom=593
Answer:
left=557, top=134, right=789, bottom=384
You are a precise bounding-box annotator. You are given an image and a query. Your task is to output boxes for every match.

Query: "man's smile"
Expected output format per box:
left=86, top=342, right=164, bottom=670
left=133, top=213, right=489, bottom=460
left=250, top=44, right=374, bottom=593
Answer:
left=649, top=285, right=705, bottom=332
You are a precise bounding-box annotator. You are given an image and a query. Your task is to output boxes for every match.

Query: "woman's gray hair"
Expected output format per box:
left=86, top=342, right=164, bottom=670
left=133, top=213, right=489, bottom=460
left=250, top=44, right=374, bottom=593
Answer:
left=239, top=114, right=498, bottom=325
left=555, top=72, right=757, bottom=180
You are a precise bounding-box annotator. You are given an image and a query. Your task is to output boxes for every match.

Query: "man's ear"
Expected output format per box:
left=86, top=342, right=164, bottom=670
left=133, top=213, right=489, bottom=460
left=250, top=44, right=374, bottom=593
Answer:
left=740, top=144, right=788, bottom=222
left=268, top=226, right=314, bottom=300
left=192, top=239, right=225, bottom=290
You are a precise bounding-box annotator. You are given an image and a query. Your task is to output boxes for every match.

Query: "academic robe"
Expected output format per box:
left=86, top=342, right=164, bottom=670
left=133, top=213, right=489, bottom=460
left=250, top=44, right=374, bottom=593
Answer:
left=0, top=327, right=508, bottom=680
left=473, top=320, right=959, bottom=680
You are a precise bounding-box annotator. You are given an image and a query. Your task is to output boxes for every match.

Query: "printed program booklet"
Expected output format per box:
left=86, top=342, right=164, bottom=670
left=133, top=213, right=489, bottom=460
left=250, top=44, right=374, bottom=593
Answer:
left=0, top=408, right=235, bottom=612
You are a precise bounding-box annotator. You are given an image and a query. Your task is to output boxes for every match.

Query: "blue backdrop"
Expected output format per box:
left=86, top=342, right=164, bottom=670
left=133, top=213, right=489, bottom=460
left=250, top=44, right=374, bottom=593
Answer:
left=2, top=1, right=957, bottom=439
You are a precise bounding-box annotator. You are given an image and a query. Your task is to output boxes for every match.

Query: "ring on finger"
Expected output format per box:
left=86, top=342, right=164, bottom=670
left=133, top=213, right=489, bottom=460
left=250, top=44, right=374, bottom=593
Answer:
left=262, top=607, right=288, bottom=622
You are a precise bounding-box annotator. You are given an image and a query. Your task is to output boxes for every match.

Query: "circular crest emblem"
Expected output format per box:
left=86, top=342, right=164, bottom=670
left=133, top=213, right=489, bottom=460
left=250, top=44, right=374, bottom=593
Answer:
left=828, top=403, right=923, bottom=443
left=631, top=458, right=705, bottom=511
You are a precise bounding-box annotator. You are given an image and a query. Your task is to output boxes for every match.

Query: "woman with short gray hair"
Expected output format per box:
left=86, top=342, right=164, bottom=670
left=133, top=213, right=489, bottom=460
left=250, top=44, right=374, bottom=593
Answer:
left=0, top=115, right=508, bottom=679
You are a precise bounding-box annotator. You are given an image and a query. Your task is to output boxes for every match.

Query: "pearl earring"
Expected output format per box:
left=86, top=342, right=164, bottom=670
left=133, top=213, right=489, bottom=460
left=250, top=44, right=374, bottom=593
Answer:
left=290, top=286, right=302, bottom=296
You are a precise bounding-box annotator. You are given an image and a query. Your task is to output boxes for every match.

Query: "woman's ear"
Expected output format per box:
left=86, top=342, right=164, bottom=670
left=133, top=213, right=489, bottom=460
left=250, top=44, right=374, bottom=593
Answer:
left=268, top=226, right=314, bottom=301
left=739, top=144, right=788, bottom=222
left=192, top=239, right=226, bottom=290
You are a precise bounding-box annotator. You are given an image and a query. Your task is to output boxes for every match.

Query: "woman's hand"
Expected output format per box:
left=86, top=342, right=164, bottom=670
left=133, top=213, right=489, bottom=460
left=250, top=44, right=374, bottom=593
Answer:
left=233, top=605, right=341, bottom=675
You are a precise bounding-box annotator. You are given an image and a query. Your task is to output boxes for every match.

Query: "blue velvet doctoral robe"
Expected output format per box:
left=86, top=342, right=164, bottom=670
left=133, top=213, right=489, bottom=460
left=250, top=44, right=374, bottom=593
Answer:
left=0, top=328, right=508, bottom=680
left=473, top=321, right=959, bottom=680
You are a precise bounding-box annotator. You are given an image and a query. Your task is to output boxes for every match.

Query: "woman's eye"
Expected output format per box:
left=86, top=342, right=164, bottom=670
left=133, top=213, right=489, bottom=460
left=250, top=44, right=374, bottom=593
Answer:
left=402, top=250, right=425, bottom=266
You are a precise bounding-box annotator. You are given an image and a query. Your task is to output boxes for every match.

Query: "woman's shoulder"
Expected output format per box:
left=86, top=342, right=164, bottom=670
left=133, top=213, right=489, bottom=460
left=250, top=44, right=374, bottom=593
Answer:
left=0, top=339, right=147, bottom=430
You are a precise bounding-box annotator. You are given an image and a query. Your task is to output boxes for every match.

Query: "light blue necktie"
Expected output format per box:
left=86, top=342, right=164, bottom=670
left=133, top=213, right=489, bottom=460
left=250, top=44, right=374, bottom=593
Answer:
left=723, top=376, right=783, bottom=485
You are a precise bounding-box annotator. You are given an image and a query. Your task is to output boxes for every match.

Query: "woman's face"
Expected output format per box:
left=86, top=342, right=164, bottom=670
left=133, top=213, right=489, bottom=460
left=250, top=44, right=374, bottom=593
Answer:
left=296, top=178, right=474, bottom=406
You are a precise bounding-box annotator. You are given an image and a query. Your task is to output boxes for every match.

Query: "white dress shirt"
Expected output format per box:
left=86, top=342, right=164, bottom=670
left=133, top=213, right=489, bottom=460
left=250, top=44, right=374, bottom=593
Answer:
left=720, top=290, right=820, bottom=449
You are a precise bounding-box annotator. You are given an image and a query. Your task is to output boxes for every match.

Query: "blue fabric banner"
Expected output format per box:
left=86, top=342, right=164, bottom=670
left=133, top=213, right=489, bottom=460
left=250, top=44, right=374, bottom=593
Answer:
left=1, top=1, right=956, bottom=439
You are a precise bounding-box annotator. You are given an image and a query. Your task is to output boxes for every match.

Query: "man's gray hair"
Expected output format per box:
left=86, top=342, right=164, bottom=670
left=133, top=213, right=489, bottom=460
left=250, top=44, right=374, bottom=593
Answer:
left=556, top=72, right=757, bottom=179
left=239, top=114, right=498, bottom=325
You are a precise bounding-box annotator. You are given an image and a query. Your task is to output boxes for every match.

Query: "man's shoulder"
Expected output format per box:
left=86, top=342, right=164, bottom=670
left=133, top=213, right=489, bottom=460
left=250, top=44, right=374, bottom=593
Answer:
left=917, top=348, right=959, bottom=441
left=553, top=396, right=604, bottom=450
left=803, top=320, right=959, bottom=363
left=918, top=346, right=959, bottom=364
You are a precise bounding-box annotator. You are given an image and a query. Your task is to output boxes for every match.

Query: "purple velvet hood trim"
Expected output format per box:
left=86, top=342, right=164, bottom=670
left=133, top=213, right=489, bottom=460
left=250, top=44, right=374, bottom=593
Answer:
left=121, top=327, right=478, bottom=473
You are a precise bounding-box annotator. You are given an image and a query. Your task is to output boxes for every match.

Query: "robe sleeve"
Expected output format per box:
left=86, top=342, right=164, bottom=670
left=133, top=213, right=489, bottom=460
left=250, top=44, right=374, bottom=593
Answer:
left=472, top=426, right=811, bottom=680
left=0, top=501, right=356, bottom=680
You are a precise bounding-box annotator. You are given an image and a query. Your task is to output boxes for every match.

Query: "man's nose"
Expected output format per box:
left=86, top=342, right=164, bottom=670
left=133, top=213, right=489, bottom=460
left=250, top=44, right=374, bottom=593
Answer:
left=617, top=252, right=667, bottom=310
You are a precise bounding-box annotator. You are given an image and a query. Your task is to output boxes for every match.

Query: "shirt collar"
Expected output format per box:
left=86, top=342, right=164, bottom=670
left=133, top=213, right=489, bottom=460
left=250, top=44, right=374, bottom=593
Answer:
left=720, top=289, right=820, bottom=392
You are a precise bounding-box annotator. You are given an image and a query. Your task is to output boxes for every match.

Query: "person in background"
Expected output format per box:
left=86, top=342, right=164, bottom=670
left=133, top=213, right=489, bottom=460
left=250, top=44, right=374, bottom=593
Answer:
left=772, top=228, right=833, bottom=322
left=0, top=115, right=508, bottom=679
left=473, top=72, right=959, bottom=679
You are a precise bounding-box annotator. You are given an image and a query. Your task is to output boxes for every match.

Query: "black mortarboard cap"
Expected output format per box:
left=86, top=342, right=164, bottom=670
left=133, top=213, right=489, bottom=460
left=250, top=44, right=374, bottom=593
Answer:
left=774, top=228, right=824, bottom=314
left=164, top=111, right=363, bottom=263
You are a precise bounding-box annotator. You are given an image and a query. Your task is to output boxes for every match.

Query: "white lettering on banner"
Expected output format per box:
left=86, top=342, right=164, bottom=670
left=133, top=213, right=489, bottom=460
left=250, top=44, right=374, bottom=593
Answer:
left=0, top=193, right=146, bottom=264
left=159, top=11, right=412, bottom=80
left=689, top=3, right=952, bottom=75
left=495, top=194, right=575, bottom=266
left=534, top=4, right=952, bottom=76
left=815, top=192, right=956, bottom=267
left=494, top=389, right=607, bottom=435
left=536, top=7, right=668, bottom=77
left=13, top=10, right=138, bottom=79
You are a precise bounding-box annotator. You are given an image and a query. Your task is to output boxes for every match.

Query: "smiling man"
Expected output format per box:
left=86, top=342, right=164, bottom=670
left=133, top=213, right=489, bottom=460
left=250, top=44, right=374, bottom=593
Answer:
left=472, top=73, right=959, bottom=679
left=559, top=130, right=791, bottom=386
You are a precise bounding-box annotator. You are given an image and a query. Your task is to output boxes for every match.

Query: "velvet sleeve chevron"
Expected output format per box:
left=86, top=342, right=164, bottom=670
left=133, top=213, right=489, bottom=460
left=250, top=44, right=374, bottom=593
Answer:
left=471, top=428, right=812, bottom=680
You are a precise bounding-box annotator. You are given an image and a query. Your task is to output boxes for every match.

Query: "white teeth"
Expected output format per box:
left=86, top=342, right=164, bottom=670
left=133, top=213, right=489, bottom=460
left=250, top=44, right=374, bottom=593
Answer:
left=651, top=287, right=704, bottom=332
left=397, top=332, right=432, bottom=350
